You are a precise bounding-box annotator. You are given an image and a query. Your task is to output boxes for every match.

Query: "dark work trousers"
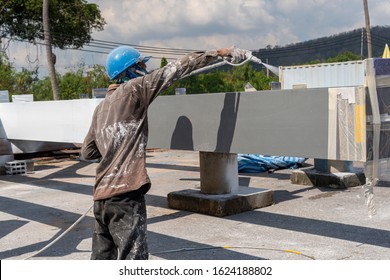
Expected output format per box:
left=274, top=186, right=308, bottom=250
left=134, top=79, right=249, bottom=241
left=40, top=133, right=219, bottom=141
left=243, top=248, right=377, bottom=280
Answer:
left=91, top=189, right=148, bottom=260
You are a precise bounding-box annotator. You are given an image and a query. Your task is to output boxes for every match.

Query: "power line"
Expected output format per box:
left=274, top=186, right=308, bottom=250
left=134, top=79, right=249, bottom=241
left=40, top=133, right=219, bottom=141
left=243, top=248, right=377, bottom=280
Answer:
left=45, top=29, right=201, bottom=56
left=4, top=36, right=181, bottom=60
left=91, top=38, right=201, bottom=53
left=5, top=25, right=390, bottom=67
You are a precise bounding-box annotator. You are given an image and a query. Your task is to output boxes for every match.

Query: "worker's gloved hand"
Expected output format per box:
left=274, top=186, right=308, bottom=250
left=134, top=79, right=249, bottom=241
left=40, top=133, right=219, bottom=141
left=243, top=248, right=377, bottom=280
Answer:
left=217, top=46, right=247, bottom=63
left=229, top=46, right=247, bottom=63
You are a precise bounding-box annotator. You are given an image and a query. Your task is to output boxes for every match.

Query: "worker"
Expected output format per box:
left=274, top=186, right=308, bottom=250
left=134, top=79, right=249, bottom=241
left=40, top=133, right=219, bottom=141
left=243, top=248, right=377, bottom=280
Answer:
left=81, top=45, right=247, bottom=260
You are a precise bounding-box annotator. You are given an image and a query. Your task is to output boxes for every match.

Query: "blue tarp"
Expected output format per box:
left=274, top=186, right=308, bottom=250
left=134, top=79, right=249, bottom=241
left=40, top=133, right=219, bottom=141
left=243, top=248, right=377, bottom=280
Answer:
left=238, top=154, right=306, bottom=173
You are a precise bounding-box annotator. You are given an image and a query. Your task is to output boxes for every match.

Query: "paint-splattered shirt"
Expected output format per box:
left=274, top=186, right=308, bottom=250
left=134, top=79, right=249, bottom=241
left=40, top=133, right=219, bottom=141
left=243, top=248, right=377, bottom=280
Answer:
left=81, top=50, right=219, bottom=200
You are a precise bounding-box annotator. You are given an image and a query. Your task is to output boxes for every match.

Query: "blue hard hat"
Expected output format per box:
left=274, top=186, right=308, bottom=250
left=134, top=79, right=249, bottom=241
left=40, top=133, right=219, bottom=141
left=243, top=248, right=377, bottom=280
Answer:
left=105, top=46, right=151, bottom=80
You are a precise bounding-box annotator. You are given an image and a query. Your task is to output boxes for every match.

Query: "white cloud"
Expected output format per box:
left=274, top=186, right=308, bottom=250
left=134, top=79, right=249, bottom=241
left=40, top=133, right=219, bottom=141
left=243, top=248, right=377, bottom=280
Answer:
left=95, top=0, right=275, bottom=43
left=5, top=0, right=390, bottom=76
left=371, top=1, right=390, bottom=26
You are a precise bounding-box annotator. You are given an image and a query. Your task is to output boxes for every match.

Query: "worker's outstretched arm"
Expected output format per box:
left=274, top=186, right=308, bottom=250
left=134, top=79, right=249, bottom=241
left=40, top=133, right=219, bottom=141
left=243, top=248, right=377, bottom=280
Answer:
left=125, top=46, right=247, bottom=106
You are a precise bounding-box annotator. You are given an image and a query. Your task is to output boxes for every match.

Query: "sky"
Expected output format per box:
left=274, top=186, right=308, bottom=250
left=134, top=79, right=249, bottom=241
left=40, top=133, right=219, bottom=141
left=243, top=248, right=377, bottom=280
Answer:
left=3, top=0, right=390, bottom=76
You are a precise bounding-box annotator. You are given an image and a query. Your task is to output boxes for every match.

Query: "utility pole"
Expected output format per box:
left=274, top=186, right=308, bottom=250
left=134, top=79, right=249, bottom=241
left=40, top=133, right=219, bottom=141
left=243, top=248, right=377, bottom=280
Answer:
left=363, top=0, right=372, bottom=58
left=0, top=38, right=2, bottom=61
left=360, top=28, right=364, bottom=59
left=43, top=0, right=60, bottom=100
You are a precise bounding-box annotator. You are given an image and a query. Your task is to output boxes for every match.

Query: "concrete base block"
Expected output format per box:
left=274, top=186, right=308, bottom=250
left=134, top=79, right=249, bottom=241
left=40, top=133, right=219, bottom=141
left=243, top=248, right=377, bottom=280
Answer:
left=167, top=186, right=273, bottom=217
left=0, top=155, right=14, bottom=176
left=0, top=166, right=5, bottom=176
left=290, top=167, right=366, bottom=189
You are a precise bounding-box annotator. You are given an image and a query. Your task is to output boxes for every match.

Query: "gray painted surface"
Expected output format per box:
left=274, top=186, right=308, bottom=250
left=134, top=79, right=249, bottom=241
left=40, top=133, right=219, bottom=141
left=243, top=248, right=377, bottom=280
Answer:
left=148, top=88, right=329, bottom=159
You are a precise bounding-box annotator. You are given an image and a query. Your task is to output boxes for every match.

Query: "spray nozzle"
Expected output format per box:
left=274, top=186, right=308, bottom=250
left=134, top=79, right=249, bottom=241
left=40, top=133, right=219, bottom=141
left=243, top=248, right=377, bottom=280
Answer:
left=244, top=50, right=262, bottom=64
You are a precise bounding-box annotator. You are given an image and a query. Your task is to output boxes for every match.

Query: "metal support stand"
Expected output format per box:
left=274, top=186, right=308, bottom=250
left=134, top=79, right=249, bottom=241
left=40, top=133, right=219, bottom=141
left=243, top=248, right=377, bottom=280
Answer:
left=168, top=152, right=273, bottom=217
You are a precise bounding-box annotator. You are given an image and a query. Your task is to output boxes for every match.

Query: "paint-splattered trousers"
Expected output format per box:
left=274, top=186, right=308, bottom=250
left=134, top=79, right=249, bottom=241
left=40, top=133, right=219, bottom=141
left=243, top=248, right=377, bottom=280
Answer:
left=91, top=189, right=148, bottom=260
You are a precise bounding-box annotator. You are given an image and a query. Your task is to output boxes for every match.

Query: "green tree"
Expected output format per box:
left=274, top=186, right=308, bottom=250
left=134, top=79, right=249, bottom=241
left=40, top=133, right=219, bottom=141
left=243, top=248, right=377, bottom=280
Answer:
left=31, top=77, right=53, bottom=101
left=13, top=68, right=38, bottom=95
left=58, top=64, right=109, bottom=100
left=59, top=69, right=86, bottom=100
left=160, top=57, right=168, bottom=68
left=226, top=63, right=275, bottom=91
left=0, top=52, right=15, bottom=95
left=1, top=0, right=106, bottom=48
left=1, top=0, right=106, bottom=99
left=306, top=51, right=361, bottom=65
left=325, top=51, right=361, bottom=63
left=87, top=64, right=110, bottom=93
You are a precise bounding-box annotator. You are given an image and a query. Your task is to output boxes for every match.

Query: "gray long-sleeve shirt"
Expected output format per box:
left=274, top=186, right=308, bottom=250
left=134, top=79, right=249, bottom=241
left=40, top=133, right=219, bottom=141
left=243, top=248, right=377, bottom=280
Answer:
left=81, top=50, right=219, bottom=200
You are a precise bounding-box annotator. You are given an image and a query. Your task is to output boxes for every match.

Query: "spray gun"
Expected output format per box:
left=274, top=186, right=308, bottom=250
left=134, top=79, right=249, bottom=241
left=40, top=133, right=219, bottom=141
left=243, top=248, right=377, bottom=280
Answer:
left=183, top=50, right=278, bottom=78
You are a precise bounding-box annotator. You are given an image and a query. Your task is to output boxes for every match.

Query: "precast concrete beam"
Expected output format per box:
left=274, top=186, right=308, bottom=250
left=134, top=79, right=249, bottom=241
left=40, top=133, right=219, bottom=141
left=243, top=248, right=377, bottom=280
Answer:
left=0, top=88, right=366, bottom=162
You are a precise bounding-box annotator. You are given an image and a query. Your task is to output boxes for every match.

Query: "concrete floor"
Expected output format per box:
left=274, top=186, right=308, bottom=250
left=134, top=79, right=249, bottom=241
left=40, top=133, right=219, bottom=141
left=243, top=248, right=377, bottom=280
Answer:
left=0, top=149, right=389, bottom=260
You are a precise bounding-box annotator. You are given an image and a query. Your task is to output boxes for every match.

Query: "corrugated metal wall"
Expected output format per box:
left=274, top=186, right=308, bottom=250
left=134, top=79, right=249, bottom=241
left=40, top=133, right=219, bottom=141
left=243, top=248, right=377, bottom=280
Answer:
left=280, top=60, right=365, bottom=89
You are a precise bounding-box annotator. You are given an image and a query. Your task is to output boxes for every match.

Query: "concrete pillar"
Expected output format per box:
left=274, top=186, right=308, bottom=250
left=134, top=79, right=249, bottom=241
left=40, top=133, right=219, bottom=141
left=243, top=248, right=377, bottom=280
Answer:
left=167, top=151, right=273, bottom=217
left=199, top=151, right=238, bottom=194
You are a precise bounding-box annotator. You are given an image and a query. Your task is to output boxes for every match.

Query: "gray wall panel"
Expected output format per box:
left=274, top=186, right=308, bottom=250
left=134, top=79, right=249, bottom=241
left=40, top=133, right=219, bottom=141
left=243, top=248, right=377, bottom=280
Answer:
left=148, top=88, right=329, bottom=158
